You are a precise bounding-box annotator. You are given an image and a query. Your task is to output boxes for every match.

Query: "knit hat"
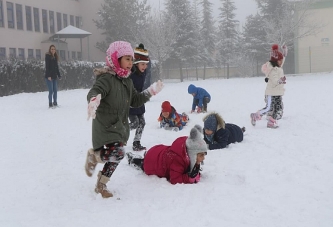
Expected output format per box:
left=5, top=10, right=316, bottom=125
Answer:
left=186, top=125, right=207, bottom=172
left=161, top=101, right=172, bottom=113
left=204, top=114, right=218, bottom=132
left=105, top=41, right=134, bottom=78
left=270, top=44, right=283, bottom=62
left=188, top=84, right=197, bottom=94
left=134, top=43, right=149, bottom=64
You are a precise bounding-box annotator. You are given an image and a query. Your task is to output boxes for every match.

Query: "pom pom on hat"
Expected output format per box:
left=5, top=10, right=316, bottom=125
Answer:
left=186, top=125, right=207, bottom=172
left=161, top=101, right=172, bottom=113
left=134, top=43, right=149, bottom=64
left=270, top=44, right=283, bottom=62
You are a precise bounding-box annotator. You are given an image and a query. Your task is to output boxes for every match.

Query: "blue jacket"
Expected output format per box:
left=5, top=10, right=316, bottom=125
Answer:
left=129, top=67, right=146, bottom=115
left=188, top=84, right=211, bottom=110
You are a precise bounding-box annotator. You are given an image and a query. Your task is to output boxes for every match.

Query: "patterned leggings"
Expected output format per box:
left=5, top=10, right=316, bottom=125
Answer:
left=97, top=142, right=125, bottom=178
left=129, top=114, right=145, bottom=142
left=270, top=96, right=283, bottom=120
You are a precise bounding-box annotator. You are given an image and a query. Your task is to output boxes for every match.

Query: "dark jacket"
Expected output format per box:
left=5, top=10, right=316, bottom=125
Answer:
left=129, top=66, right=146, bottom=115
left=87, top=68, right=151, bottom=150
left=203, top=113, right=243, bottom=150
left=45, top=53, right=60, bottom=79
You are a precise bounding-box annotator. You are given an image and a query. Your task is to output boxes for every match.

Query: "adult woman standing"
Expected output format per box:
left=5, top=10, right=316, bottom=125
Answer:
left=45, top=45, right=61, bottom=108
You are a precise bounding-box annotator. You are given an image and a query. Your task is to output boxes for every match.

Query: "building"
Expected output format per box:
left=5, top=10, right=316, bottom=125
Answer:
left=0, top=0, right=105, bottom=61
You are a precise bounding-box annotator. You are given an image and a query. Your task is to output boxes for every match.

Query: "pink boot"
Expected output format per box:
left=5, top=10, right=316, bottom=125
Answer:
left=267, top=116, right=278, bottom=129
left=250, top=112, right=262, bottom=126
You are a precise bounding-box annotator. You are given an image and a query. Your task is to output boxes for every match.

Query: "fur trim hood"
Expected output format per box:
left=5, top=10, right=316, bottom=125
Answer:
left=93, top=67, right=116, bottom=77
left=203, top=112, right=225, bottom=131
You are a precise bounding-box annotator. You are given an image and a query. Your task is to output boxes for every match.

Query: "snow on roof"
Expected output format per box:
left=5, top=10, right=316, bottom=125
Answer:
left=50, top=25, right=92, bottom=39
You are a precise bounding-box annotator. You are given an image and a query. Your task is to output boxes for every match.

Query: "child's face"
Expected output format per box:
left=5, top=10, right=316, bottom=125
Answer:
left=191, top=93, right=196, bottom=96
left=136, top=62, right=148, bottom=73
left=162, top=112, right=170, bottom=118
left=196, top=152, right=206, bottom=163
left=204, top=129, right=214, bottom=135
left=120, top=55, right=133, bottom=71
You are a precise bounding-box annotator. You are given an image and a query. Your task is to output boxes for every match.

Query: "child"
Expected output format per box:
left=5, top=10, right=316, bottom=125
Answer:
left=250, top=44, right=287, bottom=128
left=126, top=125, right=207, bottom=185
left=203, top=112, right=245, bottom=150
left=158, top=101, right=189, bottom=132
left=187, top=84, right=211, bottom=113
left=129, top=44, right=150, bottom=151
left=84, top=41, right=163, bottom=198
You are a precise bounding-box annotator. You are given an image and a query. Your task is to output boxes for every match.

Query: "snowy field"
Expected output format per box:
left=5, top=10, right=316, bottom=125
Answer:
left=0, top=73, right=332, bottom=227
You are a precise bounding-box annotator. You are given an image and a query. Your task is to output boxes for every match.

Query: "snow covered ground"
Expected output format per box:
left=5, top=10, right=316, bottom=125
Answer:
left=0, top=73, right=332, bottom=227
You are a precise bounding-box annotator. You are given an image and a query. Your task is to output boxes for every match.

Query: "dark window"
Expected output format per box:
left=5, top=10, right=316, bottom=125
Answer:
left=18, top=48, right=24, bottom=60
left=35, top=49, right=41, bottom=59
left=0, top=1, right=4, bottom=27
left=56, top=12, right=61, bottom=31
left=49, top=10, right=54, bottom=33
left=9, top=48, right=16, bottom=58
left=6, top=2, right=14, bottom=28
left=63, top=14, right=67, bottom=27
left=15, top=3, right=22, bottom=29
left=60, top=50, right=65, bottom=60
left=77, top=52, right=82, bottom=60
left=71, top=51, right=76, bottom=59
left=28, top=49, right=34, bottom=59
left=67, top=51, right=70, bottom=59
left=75, top=16, right=80, bottom=28
left=42, top=9, right=48, bottom=33
left=33, top=7, right=40, bottom=32
left=25, top=6, right=32, bottom=31
left=0, top=47, right=6, bottom=59
left=70, top=15, right=74, bottom=26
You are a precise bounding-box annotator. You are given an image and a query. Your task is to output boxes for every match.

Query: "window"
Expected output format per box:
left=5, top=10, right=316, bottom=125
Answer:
left=15, top=4, right=22, bottom=29
left=75, top=16, right=80, bottom=28
left=35, top=49, right=41, bottom=59
left=71, top=51, right=76, bottom=59
left=59, top=50, right=65, bottom=60
left=18, top=48, right=24, bottom=60
left=0, top=47, right=6, bottom=59
left=0, top=1, right=4, bottom=27
left=33, top=7, right=40, bottom=32
left=9, top=48, right=16, bottom=58
left=63, top=14, right=67, bottom=27
left=77, top=52, right=82, bottom=60
left=6, top=2, right=14, bottom=28
left=42, top=9, right=48, bottom=33
left=49, top=10, right=54, bottom=33
left=28, top=49, right=34, bottom=59
left=56, top=12, right=61, bottom=31
left=70, top=15, right=74, bottom=26
left=25, top=6, right=32, bottom=31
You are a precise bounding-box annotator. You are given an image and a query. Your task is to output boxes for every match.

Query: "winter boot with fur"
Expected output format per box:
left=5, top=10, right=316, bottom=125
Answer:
left=95, top=171, right=113, bottom=198
left=267, top=116, right=279, bottom=129
left=85, top=149, right=103, bottom=177
left=250, top=111, right=262, bottom=126
left=132, top=141, right=146, bottom=151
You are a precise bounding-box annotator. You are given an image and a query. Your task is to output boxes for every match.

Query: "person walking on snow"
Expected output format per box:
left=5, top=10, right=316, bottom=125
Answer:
left=188, top=84, right=211, bottom=113
left=84, top=41, right=163, bottom=198
left=129, top=44, right=150, bottom=151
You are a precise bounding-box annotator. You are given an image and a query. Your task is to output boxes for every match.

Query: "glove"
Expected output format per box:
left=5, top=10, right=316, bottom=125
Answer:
left=278, top=76, right=286, bottom=84
left=282, top=44, right=288, bottom=57
left=147, top=80, right=164, bottom=96
left=191, top=110, right=195, bottom=113
left=197, top=107, right=202, bottom=113
left=265, top=77, right=269, bottom=83
left=171, top=127, right=179, bottom=132
left=87, top=94, right=101, bottom=120
left=189, top=172, right=201, bottom=184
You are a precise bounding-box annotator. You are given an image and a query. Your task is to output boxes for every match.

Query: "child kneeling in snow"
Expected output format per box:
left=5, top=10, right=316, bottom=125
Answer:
left=126, top=125, right=207, bottom=184
left=158, top=101, right=189, bottom=132
left=203, top=112, right=245, bottom=150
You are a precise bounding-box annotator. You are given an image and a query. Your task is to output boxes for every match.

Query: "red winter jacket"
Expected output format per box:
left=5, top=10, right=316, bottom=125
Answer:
left=143, top=136, right=198, bottom=184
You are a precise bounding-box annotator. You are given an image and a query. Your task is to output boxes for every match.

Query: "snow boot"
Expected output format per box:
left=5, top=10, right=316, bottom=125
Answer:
left=132, top=141, right=146, bottom=151
left=250, top=111, right=262, bottom=126
left=53, top=102, right=58, bottom=107
left=267, top=116, right=279, bottom=129
left=126, top=152, right=144, bottom=170
left=95, top=171, right=113, bottom=198
left=85, top=149, right=103, bottom=177
left=49, top=103, right=53, bottom=108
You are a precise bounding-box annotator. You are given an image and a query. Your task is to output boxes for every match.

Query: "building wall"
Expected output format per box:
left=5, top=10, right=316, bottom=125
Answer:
left=295, top=1, right=333, bottom=73
left=0, top=0, right=105, bottom=61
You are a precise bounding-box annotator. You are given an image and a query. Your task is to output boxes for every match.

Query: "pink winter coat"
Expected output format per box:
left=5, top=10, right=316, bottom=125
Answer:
left=143, top=136, right=199, bottom=184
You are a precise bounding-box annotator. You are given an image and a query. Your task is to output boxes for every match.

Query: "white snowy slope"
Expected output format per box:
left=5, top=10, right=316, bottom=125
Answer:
left=0, top=73, right=332, bottom=227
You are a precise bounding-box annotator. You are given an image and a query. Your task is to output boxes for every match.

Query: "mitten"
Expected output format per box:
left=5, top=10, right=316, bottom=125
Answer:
left=265, top=77, right=269, bottom=83
left=87, top=94, right=101, bottom=120
left=171, top=127, right=179, bottom=132
left=147, top=80, right=164, bottom=96
left=278, top=76, right=286, bottom=84
left=189, top=172, right=201, bottom=184
left=282, top=45, right=288, bottom=57
left=191, top=110, right=195, bottom=113
left=197, top=107, right=202, bottom=113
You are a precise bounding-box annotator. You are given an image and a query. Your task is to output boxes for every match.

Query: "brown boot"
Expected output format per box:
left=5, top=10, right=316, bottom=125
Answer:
left=95, top=171, right=113, bottom=198
left=85, top=149, right=103, bottom=177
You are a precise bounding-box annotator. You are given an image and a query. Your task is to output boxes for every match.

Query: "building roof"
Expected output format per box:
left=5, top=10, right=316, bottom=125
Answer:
left=50, top=25, right=92, bottom=39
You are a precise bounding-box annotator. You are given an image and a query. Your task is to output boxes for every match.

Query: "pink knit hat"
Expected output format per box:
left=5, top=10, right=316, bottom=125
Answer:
left=105, top=41, right=134, bottom=78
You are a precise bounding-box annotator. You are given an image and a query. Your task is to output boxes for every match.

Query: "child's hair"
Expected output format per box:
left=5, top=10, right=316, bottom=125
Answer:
left=269, top=60, right=280, bottom=68
left=47, top=45, right=59, bottom=61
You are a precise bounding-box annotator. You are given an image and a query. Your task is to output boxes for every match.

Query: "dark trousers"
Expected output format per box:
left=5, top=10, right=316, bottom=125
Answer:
left=195, top=97, right=210, bottom=111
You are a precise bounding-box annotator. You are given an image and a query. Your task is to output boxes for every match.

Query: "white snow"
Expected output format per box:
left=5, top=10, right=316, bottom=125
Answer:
left=1, top=73, right=332, bottom=227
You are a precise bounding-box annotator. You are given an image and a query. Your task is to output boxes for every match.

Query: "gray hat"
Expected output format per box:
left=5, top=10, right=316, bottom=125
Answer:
left=186, top=125, right=207, bottom=172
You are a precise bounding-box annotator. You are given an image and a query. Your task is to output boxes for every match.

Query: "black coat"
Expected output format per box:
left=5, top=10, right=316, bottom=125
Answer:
left=45, top=54, right=60, bottom=79
left=204, top=123, right=243, bottom=150
left=129, top=67, right=146, bottom=115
